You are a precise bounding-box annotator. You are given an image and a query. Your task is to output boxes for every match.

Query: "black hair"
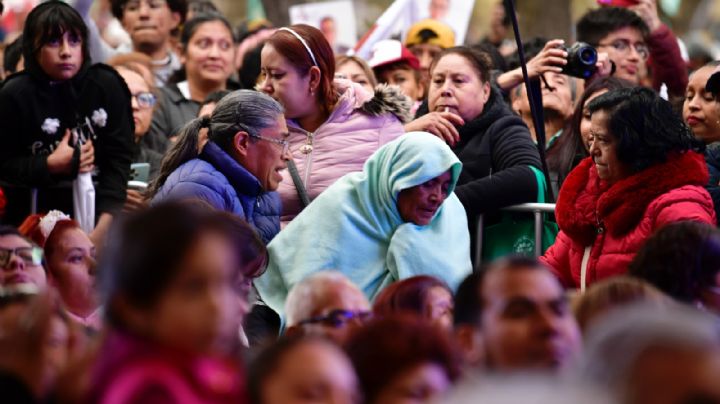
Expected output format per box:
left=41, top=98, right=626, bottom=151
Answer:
left=110, top=0, right=188, bottom=23
left=187, top=0, right=217, bottom=17
left=546, top=77, right=635, bottom=188
left=586, top=87, right=705, bottom=173
left=22, top=1, right=90, bottom=75
left=238, top=43, right=263, bottom=89
left=201, top=89, right=231, bottom=107
left=430, top=46, right=493, bottom=83
left=576, top=7, right=650, bottom=46
left=0, top=225, right=22, bottom=238
left=505, top=37, right=548, bottom=71
left=472, top=41, right=508, bottom=73
left=101, top=201, right=267, bottom=329
left=629, top=221, right=720, bottom=304
left=180, top=12, right=236, bottom=52
left=3, top=34, right=23, bottom=75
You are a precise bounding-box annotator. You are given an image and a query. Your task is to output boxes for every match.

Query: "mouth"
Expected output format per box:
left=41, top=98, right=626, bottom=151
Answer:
left=621, top=64, right=638, bottom=76
left=58, top=63, right=75, bottom=70
left=134, top=26, right=157, bottom=32
left=686, top=116, right=703, bottom=126
left=5, top=273, right=31, bottom=285
left=203, top=63, right=226, bottom=71
left=436, top=105, right=457, bottom=113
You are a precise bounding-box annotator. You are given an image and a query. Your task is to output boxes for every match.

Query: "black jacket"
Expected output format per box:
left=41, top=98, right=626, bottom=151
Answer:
left=417, top=86, right=542, bottom=217
left=0, top=63, right=133, bottom=225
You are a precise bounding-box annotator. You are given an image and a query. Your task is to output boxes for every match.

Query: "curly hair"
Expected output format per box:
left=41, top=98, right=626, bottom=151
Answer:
left=629, top=221, right=720, bottom=304
left=586, top=87, right=705, bottom=173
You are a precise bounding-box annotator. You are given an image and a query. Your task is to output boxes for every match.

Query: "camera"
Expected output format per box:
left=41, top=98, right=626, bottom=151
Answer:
left=561, top=42, right=598, bottom=79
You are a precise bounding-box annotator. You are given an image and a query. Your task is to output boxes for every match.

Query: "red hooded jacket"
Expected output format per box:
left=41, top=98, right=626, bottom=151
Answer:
left=541, top=152, right=716, bottom=288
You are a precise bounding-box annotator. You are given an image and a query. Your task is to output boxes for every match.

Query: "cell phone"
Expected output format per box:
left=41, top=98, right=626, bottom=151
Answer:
left=596, top=0, right=639, bottom=7
left=130, top=163, right=150, bottom=183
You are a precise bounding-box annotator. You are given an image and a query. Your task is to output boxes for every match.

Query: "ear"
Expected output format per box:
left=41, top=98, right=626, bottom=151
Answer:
left=480, top=81, right=491, bottom=104
left=454, top=324, right=485, bottom=368
left=232, top=131, right=251, bottom=158
left=308, top=66, right=322, bottom=93
left=170, top=12, right=182, bottom=31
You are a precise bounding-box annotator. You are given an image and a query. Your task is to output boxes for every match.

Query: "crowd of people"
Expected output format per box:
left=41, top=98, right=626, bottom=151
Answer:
left=1, top=0, right=720, bottom=403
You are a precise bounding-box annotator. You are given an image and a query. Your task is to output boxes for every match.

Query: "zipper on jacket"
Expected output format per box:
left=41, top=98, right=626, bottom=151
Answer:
left=298, top=130, right=315, bottom=187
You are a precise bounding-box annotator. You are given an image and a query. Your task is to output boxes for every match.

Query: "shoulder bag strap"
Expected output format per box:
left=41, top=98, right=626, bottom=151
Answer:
left=286, top=159, right=311, bottom=208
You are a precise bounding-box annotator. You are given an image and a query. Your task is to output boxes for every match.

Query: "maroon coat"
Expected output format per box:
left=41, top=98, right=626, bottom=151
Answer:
left=648, top=24, right=688, bottom=98
left=541, top=152, right=716, bottom=288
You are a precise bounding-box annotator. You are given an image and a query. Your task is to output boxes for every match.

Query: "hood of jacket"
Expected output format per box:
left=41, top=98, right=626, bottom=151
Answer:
left=556, top=152, right=710, bottom=244
left=329, top=79, right=413, bottom=124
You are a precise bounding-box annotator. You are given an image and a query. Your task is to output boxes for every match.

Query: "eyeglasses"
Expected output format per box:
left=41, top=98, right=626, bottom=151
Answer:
left=122, top=0, right=168, bottom=12
left=0, top=247, right=44, bottom=268
left=248, top=133, right=290, bottom=155
left=298, top=309, right=373, bottom=328
left=597, top=39, right=649, bottom=61
left=132, top=92, right=157, bottom=109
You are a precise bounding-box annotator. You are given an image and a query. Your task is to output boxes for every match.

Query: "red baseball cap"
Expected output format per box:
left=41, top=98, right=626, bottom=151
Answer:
left=367, top=40, right=421, bottom=71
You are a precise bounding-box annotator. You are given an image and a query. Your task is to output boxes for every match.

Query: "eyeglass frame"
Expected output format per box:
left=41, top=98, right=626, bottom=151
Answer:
left=235, top=123, right=290, bottom=155
left=297, top=309, right=373, bottom=328
left=121, top=0, right=169, bottom=12
left=0, top=246, right=44, bottom=268
left=596, top=39, right=650, bottom=61
left=131, top=92, right=157, bottom=109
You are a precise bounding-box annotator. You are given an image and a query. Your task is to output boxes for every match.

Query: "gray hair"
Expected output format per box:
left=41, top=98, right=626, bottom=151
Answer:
left=285, top=271, right=368, bottom=327
left=209, top=90, right=284, bottom=152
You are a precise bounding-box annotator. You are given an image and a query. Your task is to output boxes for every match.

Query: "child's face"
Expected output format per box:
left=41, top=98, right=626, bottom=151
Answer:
left=142, top=231, right=244, bottom=354
left=378, top=66, right=424, bottom=101
left=37, top=31, right=83, bottom=81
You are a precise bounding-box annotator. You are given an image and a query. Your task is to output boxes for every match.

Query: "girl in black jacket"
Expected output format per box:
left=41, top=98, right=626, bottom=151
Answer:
left=0, top=1, right=133, bottom=240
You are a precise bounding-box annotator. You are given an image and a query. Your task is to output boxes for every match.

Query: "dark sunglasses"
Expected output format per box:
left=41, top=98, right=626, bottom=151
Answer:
left=298, top=309, right=373, bottom=328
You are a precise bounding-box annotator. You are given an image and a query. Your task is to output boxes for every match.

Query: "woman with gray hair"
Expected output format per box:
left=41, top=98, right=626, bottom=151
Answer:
left=149, top=89, right=290, bottom=244
left=580, top=303, right=720, bottom=404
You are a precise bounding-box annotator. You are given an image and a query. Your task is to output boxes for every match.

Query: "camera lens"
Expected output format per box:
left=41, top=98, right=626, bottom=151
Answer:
left=579, top=47, right=597, bottom=65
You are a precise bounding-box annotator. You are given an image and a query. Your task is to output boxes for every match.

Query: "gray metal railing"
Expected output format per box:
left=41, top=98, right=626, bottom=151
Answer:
left=475, top=202, right=557, bottom=265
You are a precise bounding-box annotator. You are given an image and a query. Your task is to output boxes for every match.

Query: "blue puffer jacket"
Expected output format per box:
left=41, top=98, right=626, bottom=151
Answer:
left=153, top=141, right=281, bottom=243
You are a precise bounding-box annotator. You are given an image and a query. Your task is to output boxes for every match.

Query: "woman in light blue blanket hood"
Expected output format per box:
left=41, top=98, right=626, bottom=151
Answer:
left=255, top=132, right=472, bottom=318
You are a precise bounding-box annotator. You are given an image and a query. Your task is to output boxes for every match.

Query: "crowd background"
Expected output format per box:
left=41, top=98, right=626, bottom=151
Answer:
left=3, top=0, right=720, bottom=403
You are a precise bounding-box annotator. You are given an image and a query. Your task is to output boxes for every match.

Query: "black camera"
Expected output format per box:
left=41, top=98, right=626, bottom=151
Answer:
left=561, top=42, right=598, bottom=79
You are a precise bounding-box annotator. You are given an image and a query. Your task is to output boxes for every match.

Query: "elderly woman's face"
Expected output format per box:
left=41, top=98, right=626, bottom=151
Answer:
left=589, top=110, right=630, bottom=184
left=397, top=171, right=452, bottom=226
left=118, top=68, right=154, bottom=138
left=683, top=65, right=720, bottom=144
left=428, top=54, right=490, bottom=122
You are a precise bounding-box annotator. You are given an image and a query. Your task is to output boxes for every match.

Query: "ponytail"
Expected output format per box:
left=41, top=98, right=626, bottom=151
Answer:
left=146, top=117, right=204, bottom=199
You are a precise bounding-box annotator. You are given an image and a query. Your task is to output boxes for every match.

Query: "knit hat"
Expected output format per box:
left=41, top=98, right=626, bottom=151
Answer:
left=368, top=40, right=420, bottom=70
left=404, top=19, right=455, bottom=49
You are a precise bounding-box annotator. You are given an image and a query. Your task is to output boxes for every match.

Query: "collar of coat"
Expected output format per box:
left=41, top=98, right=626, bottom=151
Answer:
left=556, top=151, right=709, bottom=244
left=200, top=141, right=264, bottom=197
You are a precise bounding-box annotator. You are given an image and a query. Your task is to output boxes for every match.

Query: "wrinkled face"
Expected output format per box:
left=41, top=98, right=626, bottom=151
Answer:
left=0, top=235, right=47, bottom=290
left=299, top=283, right=371, bottom=345
left=626, top=346, right=720, bottom=404
left=589, top=109, right=630, bottom=184
left=683, top=65, right=720, bottom=144
left=377, top=66, right=424, bottom=101
left=37, top=30, right=83, bottom=81
left=262, top=340, right=361, bottom=404
left=47, top=228, right=97, bottom=314
left=336, top=60, right=374, bottom=94
left=260, top=44, right=317, bottom=120
left=429, top=54, right=490, bottom=122
left=118, top=68, right=154, bottom=137
left=579, top=89, right=608, bottom=151
left=409, top=43, right=442, bottom=82
left=141, top=231, right=243, bottom=354
left=481, top=268, right=582, bottom=371
left=240, top=115, right=291, bottom=191
left=397, top=171, right=452, bottom=226
left=120, top=0, right=181, bottom=53
left=182, top=21, right=236, bottom=86
left=373, top=363, right=451, bottom=404
left=512, top=72, right=573, bottom=125
left=425, top=286, right=453, bottom=331
left=596, top=27, right=647, bottom=85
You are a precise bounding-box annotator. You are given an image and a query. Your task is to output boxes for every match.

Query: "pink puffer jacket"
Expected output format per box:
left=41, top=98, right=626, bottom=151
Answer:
left=279, top=80, right=411, bottom=224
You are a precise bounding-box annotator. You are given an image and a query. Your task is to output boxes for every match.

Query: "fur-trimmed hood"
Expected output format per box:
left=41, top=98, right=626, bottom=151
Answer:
left=333, top=79, right=413, bottom=123
left=556, top=152, right=710, bottom=244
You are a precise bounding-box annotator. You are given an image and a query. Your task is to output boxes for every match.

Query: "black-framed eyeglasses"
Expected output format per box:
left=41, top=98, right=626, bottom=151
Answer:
left=0, top=247, right=44, bottom=268
left=122, top=0, right=168, bottom=12
left=298, top=309, right=373, bottom=328
left=597, top=39, right=649, bottom=61
left=132, top=92, right=157, bottom=109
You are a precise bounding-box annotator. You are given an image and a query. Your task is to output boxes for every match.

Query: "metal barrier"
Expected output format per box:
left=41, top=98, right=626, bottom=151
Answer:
left=474, top=202, right=557, bottom=265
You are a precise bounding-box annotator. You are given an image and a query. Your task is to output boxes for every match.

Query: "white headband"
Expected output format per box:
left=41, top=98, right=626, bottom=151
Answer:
left=278, top=27, right=318, bottom=67
left=38, top=210, right=71, bottom=239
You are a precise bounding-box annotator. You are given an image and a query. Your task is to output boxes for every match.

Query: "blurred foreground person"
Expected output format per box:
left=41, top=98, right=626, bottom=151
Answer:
left=373, top=275, right=454, bottom=331
left=0, top=226, right=46, bottom=290
left=255, top=133, right=471, bottom=320
left=629, top=221, right=720, bottom=313
left=249, top=336, right=360, bottom=404
left=453, top=256, right=582, bottom=372
left=88, top=202, right=267, bottom=402
left=582, top=303, right=720, bottom=404
left=284, top=271, right=370, bottom=345
left=345, top=316, right=461, bottom=404
left=542, top=88, right=715, bottom=289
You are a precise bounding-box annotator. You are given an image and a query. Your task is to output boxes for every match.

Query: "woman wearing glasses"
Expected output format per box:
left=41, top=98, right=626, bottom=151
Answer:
left=0, top=226, right=46, bottom=291
left=150, top=90, right=289, bottom=244
left=147, top=12, right=239, bottom=153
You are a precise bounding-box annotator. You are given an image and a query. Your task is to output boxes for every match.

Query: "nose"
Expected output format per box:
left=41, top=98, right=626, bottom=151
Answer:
left=260, top=75, right=272, bottom=94
left=87, top=256, right=97, bottom=276
left=3, top=253, right=25, bottom=273
left=281, top=147, right=292, bottom=161
left=138, top=1, right=150, bottom=16
left=627, top=45, right=641, bottom=62
left=209, top=43, right=220, bottom=58
left=59, top=38, right=71, bottom=57
left=687, top=94, right=701, bottom=111
left=535, top=307, right=562, bottom=337
left=439, top=79, right=452, bottom=97
left=131, top=95, right=140, bottom=111
left=419, top=52, right=433, bottom=70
